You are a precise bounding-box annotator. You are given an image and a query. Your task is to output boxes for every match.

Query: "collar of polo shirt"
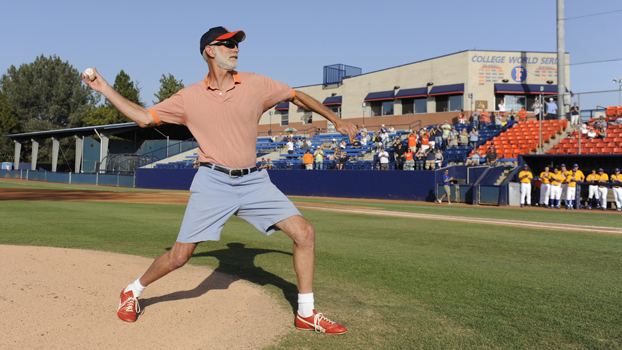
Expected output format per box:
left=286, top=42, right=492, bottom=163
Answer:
left=204, top=71, right=242, bottom=90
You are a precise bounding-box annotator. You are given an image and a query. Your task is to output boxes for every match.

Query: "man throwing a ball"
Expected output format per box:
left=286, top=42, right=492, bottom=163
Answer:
left=82, top=26, right=356, bottom=334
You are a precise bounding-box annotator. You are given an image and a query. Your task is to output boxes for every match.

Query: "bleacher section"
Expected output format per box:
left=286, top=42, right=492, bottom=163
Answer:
left=472, top=120, right=568, bottom=159
left=547, top=122, right=622, bottom=155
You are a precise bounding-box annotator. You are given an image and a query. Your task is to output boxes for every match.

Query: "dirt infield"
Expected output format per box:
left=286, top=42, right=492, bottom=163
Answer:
left=0, top=245, right=290, bottom=350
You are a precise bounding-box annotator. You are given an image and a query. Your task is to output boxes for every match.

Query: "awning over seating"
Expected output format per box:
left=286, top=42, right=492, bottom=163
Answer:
left=322, top=96, right=342, bottom=105
left=364, top=90, right=395, bottom=102
left=494, top=84, right=570, bottom=95
left=428, top=83, right=464, bottom=96
left=275, top=102, right=289, bottom=110
left=395, top=87, right=428, bottom=99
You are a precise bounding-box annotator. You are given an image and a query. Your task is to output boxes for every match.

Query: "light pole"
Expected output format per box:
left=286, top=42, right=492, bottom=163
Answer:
left=614, top=78, right=622, bottom=105
left=468, top=93, right=473, bottom=118
left=269, top=111, right=273, bottom=135
left=362, top=102, right=366, bottom=126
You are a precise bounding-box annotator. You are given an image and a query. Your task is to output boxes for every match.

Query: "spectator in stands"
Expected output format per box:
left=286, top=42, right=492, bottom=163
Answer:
left=388, top=125, right=396, bottom=133
left=465, top=151, right=481, bottom=166
left=414, top=149, right=426, bottom=170
left=519, top=164, right=533, bottom=207
left=373, top=132, right=383, bottom=151
left=425, top=148, right=436, bottom=170
left=286, top=139, right=294, bottom=154
left=506, top=109, right=516, bottom=121
left=441, top=120, right=452, bottom=146
left=360, top=125, right=367, bottom=134
left=407, top=132, right=418, bottom=153
left=260, top=158, right=274, bottom=170
left=592, top=116, right=607, bottom=130
left=330, top=139, right=338, bottom=150
left=434, top=149, right=444, bottom=169
left=498, top=99, right=506, bottom=116
left=380, top=124, right=388, bottom=134
left=420, top=131, right=430, bottom=153
left=614, top=116, right=622, bottom=125
left=278, top=133, right=286, bottom=142
left=331, top=147, right=341, bottom=162
left=296, top=138, right=304, bottom=149
left=338, top=151, right=348, bottom=170
left=193, top=157, right=200, bottom=169
left=351, top=139, right=361, bottom=149
left=404, top=148, right=414, bottom=170
left=459, top=129, right=469, bottom=146
left=587, top=127, right=597, bottom=139
left=570, top=102, right=580, bottom=127
left=598, top=168, right=609, bottom=210
left=437, top=169, right=454, bottom=205
left=546, top=98, right=558, bottom=120
left=379, top=128, right=389, bottom=148
left=301, top=138, right=310, bottom=151
left=581, top=123, right=588, bottom=136
left=313, top=148, right=324, bottom=170
left=339, top=140, right=347, bottom=149
left=458, top=110, right=467, bottom=125
left=486, top=145, right=498, bottom=166
left=322, top=139, right=331, bottom=150
left=378, top=147, right=389, bottom=170
left=469, top=129, right=479, bottom=149
left=505, top=112, right=515, bottom=128
left=493, top=112, right=503, bottom=130
left=430, top=124, right=443, bottom=149
left=305, top=138, right=312, bottom=149
left=611, top=168, right=622, bottom=212
left=359, top=132, right=369, bottom=146
left=302, top=150, right=314, bottom=170
left=517, top=106, right=528, bottom=122
left=596, top=125, right=607, bottom=140
left=471, top=110, right=480, bottom=130
left=393, top=140, right=405, bottom=170
left=532, top=99, right=542, bottom=120
left=448, top=127, right=459, bottom=147
left=479, top=109, right=490, bottom=129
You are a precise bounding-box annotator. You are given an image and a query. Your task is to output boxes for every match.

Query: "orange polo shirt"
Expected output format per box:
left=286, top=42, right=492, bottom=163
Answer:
left=302, top=153, right=314, bottom=164
left=517, top=110, right=528, bottom=121
left=408, top=135, right=417, bottom=147
left=149, top=71, right=294, bottom=169
left=480, top=112, right=489, bottom=123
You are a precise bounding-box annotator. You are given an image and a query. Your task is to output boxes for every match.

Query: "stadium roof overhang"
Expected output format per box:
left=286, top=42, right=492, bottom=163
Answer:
left=3, top=122, right=193, bottom=142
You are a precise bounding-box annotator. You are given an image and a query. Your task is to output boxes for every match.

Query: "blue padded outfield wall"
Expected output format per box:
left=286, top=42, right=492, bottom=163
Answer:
left=136, top=167, right=471, bottom=202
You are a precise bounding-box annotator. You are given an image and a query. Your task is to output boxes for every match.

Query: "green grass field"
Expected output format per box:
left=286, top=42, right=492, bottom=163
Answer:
left=1, top=180, right=621, bottom=349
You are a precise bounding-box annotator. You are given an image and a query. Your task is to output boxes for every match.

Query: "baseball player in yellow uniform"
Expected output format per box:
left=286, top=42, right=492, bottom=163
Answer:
left=560, top=164, right=570, bottom=207
left=585, top=169, right=600, bottom=209
left=612, top=168, right=622, bottom=212
left=539, top=166, right=552, bottom=208
left=598, top=168, right=609, bottom=211
left=549, top=168, right=563, bottom=209
left=568, top=164, right=585, bottom=209
left=565, top=168, right=579, bottom=210
left=519, top=164, right=533, bottom=207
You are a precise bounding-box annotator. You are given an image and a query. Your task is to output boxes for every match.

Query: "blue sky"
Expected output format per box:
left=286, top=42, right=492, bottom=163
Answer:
left=1, top=0, right=620, bottom=109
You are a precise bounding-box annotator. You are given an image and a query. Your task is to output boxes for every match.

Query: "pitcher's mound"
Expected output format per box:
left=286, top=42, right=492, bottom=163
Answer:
left=0, top=245, right=290, bottom=349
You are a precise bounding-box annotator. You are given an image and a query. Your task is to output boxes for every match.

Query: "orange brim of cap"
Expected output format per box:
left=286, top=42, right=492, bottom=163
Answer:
left=216, top=30, right=246, bottom=43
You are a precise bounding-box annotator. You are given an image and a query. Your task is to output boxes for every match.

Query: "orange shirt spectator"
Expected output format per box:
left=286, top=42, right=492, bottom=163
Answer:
left=405, top=151, right=414, bottom=161
left=302, top=151, right=314, bottom=170
left=421, top=135, right=429, bottom=146
left=479, top=110, right=489, bottom=123
left=408, top=134, right=417, bottom=151
left=517, top=108, right=528, bottom=122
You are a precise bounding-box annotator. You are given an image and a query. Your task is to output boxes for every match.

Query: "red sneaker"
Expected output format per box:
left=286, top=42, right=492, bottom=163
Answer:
left=295, top=310, right=347, bottom=334
left=117, top=289, right=140, bottom=322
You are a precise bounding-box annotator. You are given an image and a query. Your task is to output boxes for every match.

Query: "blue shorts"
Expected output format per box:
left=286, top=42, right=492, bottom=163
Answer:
left=176, top=166, right=301, bottom=243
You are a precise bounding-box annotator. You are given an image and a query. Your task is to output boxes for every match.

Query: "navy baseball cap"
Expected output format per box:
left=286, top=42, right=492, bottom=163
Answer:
left=523, top=164, right=528, bottom=167
left=616, top=168, right=620, bottom=172
left=573, top=164, right=579, bottom=167
left=200, top=27, right=246, bottom=55
left=599, top=168, right=604, bottom=172
left=561, top=163, right=566, bottom=167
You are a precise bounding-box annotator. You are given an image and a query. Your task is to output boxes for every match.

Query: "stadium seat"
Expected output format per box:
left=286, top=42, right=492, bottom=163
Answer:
left=606, top=106, right=617, bottom=117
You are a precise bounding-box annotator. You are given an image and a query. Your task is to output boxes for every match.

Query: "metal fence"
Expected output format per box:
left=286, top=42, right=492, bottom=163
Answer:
left=323, top=64, right=362, bottom=86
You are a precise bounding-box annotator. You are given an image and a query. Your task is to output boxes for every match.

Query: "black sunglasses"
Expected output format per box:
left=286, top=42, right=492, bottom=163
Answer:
left=210, top=40, right=239, bottom=49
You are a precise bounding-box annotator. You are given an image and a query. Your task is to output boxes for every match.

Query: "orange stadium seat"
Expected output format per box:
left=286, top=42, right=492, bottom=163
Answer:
left=606, top=106, right=617, bottom=117
left=613, top=148, right=622, bottom=154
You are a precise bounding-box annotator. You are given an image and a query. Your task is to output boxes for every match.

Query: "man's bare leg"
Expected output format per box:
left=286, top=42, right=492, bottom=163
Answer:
left=275, top=215, right=315, bottom=294
left=139, top=242, right=199, bottom=286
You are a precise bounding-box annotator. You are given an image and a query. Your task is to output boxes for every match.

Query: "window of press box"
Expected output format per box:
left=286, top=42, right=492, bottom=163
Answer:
left=401, top=98, right=427, bottom=114
left=370, top=100, right=394, bottom=117
left=435, top=95, right=463, bottom=112
left=280, top=111, right=289, bottom=126
left=328, top=106, right=341, bottom=118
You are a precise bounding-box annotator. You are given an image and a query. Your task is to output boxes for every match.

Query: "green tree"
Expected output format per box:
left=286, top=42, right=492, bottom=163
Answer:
left=153, top=73, right=184, bottom=104
left=0, top=91, right=21, bottom=161
left=0, top=54, right=99, bottom=132
left=83, top=70, right=144, bottom=126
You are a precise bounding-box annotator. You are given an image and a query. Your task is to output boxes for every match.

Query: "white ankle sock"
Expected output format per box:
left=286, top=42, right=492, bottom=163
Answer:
left=298, top=293, right=314, bottom=317
left=124, top=278, right=146, bottom=298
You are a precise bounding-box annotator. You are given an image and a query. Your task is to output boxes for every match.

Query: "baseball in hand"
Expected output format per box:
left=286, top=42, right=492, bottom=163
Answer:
left=83, top=68, right=95, bottom=80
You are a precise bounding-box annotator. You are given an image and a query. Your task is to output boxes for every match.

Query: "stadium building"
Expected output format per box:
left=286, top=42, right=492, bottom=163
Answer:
left=258, top=50, right=571, bottom=135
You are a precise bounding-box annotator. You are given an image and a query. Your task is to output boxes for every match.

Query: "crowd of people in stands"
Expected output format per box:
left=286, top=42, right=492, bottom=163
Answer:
left=518, top=163, right=622, bottom=211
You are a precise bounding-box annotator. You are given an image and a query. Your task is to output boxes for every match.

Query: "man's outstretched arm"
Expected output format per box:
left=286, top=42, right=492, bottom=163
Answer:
left=291, top=91, right=358, bottom=143
left=82, top=68, right=155, bottom=128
